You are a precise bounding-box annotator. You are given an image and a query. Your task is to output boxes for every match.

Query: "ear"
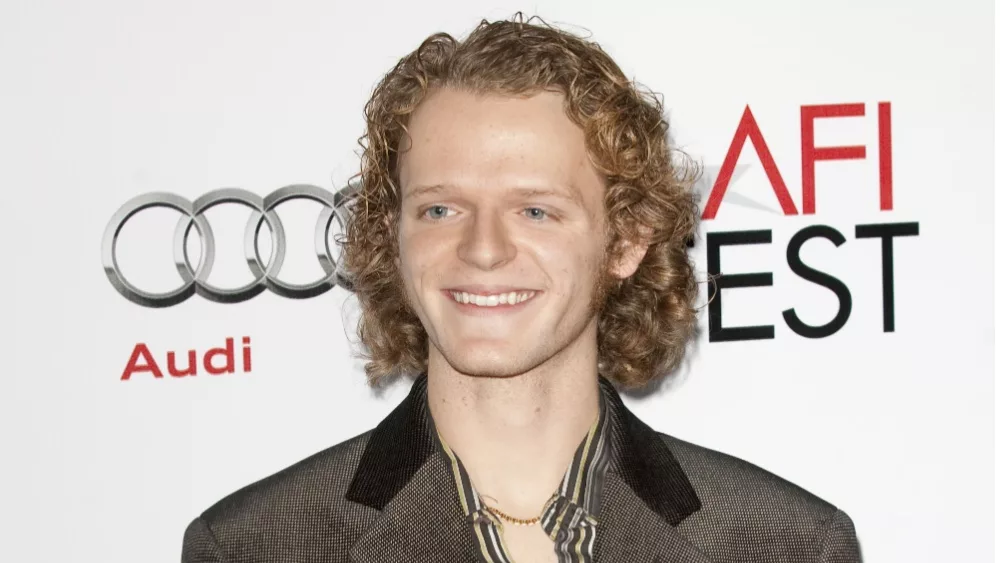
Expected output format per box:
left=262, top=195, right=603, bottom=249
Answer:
left=608, top=227, right=651, bottom=280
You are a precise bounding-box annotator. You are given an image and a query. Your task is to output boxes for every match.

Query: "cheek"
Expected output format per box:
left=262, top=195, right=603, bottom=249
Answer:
left=532, top=238, right=605, bottom=295
left=397, top=220, right=428, bottom=267
left=396, top=231, right=422, bottom=293
left=398, top=230, right=449, bottom=288
left=395, top=248, right=430, bottom=316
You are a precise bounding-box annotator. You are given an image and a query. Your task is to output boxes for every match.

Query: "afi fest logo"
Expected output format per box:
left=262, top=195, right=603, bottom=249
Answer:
left=699, top=101, right=918, bottom=342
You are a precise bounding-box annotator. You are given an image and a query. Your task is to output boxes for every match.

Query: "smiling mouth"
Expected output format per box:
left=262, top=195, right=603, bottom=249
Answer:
left=447, top=290, right=538, bottom=307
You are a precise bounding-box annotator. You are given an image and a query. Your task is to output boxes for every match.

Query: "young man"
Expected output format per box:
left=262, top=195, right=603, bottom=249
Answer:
left=182, top=17, right=861, bottom=563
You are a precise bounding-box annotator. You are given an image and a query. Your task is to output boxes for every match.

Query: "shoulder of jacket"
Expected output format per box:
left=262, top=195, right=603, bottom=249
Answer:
left=198, top=429, right=374, bottom=526
left=658, top=432, right=840, bottom=518
left=658, top=432, right=859, bottom=559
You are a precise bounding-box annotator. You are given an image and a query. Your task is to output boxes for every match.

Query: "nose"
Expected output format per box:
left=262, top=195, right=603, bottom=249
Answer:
left=457, top=208, right=516, bottom=271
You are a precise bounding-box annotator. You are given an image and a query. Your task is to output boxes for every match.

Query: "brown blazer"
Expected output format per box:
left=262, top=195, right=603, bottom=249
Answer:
left=182, top=375, right=861, bottom=562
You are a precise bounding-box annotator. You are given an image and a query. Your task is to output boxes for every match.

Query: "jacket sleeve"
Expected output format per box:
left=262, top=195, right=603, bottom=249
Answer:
left=815, top=509, right=862, bottom=563
left=181, top=516, right=229, bottom=563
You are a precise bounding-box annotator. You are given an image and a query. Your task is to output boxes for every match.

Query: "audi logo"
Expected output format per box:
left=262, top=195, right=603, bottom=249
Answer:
left=102, top=184, right=358, bottom=308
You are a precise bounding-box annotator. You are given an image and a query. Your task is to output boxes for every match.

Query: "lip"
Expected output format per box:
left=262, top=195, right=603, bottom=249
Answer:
left=444, top=284, right=540, bottom=294
left=440, top=288, right=541, bottom=315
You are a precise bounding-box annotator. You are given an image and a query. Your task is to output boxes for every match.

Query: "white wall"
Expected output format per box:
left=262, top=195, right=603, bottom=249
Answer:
left=0, top=0, right=993, bottom=561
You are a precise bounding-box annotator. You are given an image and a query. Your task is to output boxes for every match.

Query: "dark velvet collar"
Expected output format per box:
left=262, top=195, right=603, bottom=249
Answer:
left=345, top=373, right=701, bottom=526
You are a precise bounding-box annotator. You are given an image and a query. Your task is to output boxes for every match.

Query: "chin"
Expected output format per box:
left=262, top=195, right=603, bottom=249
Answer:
left=439, top=346, right=543, bottom=379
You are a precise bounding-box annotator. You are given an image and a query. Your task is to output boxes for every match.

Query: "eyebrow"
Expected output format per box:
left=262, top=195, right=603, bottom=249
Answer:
left=403, top=184, right=451, bottom=199
left=516, top=188, right=583, bottom=205
left=403, top=184, right=583, bottom=205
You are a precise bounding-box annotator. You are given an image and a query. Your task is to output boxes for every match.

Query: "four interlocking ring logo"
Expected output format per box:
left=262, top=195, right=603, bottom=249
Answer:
left=102, top=184, right=358, bottom=307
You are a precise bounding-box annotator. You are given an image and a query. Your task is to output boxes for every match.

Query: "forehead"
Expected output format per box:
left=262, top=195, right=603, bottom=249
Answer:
left=398, top=88, right=602, bottom=202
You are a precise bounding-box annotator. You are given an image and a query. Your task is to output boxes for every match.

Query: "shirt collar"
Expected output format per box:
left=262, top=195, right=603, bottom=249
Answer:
left=430, top=382, right=612, bottom=519
left=346, top=373, right=701, bottom=527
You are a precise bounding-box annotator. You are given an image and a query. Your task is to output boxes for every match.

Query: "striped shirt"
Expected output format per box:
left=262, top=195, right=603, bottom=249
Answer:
left=432, top=388, right=612, bottom=563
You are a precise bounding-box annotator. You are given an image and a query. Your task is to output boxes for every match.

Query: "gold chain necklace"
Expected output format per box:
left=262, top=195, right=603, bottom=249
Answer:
left=480, top=493, right=549, bottom=527
left=483, top=503, right=541, bottom=526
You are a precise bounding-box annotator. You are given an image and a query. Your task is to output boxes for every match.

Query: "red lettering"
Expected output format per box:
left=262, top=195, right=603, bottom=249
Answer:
left=120, top=337, right=252, bottom=381
left=167, top=350, right=197, bottom=377
left=121, top=343, right=163, bottom=381
left=241, top=337, right=252, bottom=372
left=800, top=103, right=867, bottom=215
left=204, top=337, right=235, bottom=375
left=878, top=102, right=893, bottom=211
left=702, top=105, right=798, bottom=220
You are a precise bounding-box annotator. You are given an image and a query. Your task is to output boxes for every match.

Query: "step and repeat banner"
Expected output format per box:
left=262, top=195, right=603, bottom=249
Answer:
left=1, top=0, right=993, bottom=561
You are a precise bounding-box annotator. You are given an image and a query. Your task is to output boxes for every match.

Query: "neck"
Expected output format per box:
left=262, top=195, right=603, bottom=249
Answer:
left=426, top=323, right=601, bottom=518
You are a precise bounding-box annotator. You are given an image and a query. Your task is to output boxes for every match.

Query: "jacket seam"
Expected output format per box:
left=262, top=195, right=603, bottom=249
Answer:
left=812, top=508, right=844, bottom=561
left=198, top=515, right=232, bottom=563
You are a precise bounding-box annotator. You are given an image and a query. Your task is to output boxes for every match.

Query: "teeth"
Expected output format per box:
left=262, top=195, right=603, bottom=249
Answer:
left=449, top=291, right=536, bottom=307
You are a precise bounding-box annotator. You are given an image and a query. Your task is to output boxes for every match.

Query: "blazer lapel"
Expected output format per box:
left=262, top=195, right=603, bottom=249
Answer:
left=595, top=473, right=712, bottom=563
left=349, top=453, right=476, bottom=562
left=594, top=377, right=711, bottom=562
left=345, top=374, right=476, bottom=562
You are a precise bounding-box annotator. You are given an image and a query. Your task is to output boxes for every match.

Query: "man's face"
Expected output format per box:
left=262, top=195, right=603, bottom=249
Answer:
left=397, top=88, right=631, bottom=379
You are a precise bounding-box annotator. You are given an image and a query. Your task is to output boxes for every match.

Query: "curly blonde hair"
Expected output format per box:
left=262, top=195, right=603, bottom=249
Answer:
left=343, top=15, right=700, bottom=389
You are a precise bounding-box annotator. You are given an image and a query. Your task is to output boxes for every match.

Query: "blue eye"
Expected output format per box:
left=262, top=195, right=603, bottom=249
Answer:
left=423, top=205, right=451, bottom=220
left=524, top=207, right=548, bottom=220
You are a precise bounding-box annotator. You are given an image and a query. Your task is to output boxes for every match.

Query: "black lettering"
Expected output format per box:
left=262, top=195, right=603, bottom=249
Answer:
left=706, top=230, right=774, bottom=342
left=782, top=225, right=852, bottom=338
left=855, top=222, right=920, bottom=332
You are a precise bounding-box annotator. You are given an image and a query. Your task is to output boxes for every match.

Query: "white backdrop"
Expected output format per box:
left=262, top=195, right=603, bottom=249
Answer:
left=0, top=0, right=993, bottom=561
